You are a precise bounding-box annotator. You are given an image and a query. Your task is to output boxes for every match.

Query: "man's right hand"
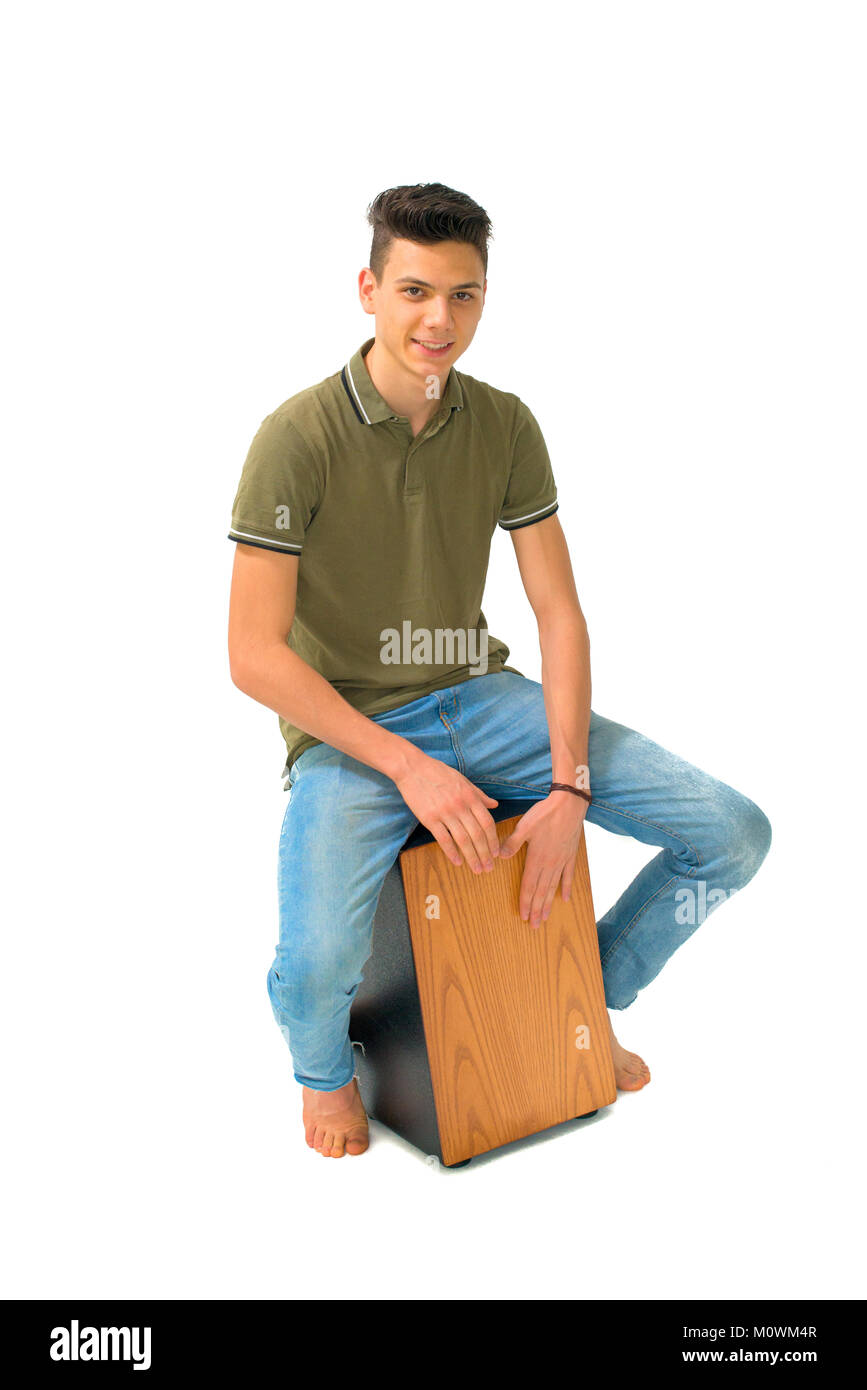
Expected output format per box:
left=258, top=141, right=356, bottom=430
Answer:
left=393, top=751, right=500, bottom=873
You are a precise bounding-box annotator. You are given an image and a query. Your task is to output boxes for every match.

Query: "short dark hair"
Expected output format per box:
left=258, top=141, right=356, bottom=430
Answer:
left=366, top=182, right=493, bottom=283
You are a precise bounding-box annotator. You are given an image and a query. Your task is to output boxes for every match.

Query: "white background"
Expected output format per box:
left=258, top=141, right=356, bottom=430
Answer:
left=2, top=0, right=864, bottom=1301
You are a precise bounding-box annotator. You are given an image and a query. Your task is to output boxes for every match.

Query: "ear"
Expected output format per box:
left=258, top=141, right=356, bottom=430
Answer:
left=358, top=266, right=377, bottom=313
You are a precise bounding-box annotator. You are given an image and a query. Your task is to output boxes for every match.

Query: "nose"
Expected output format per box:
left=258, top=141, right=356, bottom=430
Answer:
left=423, top=296, right=455, bottom=331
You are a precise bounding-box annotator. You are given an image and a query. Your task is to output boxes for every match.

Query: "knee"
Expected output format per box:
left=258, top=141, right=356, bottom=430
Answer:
left=267, top=940, right=366, bottom=1014
left=267, top=959, right=291, bottom=1012
left=719, top=792, right=772, bottom=890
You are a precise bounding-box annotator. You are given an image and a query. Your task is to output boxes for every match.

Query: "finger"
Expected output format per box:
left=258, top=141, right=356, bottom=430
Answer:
left=500, top=826, right=528, bottom=859
left=539, top=876, right=559, bottom=923
left=443, top=817, right=484, bottom=872
left=523, top=857, right=556, bottom=926
left=529, top=872, right=556, bottom=927
left=560, top=856, right=577, bottom=902
left=431, top=825, right=463, bottom=866
left=468, top=804, right=500, bottom=863
left=519, top=861, right=542, bottom=921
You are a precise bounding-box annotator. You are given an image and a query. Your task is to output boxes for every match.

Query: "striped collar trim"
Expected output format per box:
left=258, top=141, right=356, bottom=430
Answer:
left=341, top=337, right=464, bottom=424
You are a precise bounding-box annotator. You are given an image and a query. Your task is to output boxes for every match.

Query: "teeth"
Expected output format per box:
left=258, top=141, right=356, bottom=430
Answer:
left=416, top=341, right=451, bottom=349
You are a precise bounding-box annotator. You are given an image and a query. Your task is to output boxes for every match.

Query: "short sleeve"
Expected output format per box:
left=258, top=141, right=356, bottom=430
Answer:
left=227, top=412, right=323, bottom=554
left=498, top=398, right=559, bottom=532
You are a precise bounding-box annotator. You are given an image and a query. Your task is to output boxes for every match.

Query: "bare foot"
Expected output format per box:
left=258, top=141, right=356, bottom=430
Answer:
left=608, top=1016, right=651, bottom=1091
left=302, top=1076, right=370, bottom=1157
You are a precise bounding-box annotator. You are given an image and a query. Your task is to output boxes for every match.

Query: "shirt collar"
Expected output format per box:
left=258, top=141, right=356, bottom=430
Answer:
left=342, top=336, right=464, bottom=425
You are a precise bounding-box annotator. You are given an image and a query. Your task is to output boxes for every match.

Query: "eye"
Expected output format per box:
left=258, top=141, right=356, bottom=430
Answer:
left=455, top=292, right=474, bottom=301
left=403, top=287, right=423, bottom=297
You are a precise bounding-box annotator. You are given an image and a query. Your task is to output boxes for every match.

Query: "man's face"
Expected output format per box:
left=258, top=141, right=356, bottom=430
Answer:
left=359, top=237, right=486, bottom=379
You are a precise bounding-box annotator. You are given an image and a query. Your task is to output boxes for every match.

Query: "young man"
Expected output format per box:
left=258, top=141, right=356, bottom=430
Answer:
left=227, top=182, right=772, bottom=1160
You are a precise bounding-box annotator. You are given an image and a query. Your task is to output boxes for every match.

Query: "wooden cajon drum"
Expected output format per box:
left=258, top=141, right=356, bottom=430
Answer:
left=349, top=798, right=617, bottom=1166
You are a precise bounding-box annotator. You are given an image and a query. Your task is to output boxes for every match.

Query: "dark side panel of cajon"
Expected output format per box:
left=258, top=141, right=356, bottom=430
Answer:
left=347, top=850, right=443, bottom=1161
left=349, top=798, right=616, bottom=1166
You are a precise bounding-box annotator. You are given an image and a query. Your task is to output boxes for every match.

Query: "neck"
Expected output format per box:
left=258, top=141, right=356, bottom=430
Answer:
left=363, top=338, right=447, bottom=430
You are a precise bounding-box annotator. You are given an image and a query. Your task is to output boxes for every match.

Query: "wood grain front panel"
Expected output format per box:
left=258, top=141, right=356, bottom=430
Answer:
left=399, top=816, right=617, bottom=1165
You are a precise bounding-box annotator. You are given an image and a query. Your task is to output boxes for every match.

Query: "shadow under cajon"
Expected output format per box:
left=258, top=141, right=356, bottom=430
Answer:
left=349, top=798, right=617, bottom=1166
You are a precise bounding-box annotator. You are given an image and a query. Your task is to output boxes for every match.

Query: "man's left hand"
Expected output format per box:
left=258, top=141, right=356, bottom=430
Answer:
left=498, top=794, right=588, bottom=927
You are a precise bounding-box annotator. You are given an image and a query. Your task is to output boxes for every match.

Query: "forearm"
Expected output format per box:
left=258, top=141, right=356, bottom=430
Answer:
left=231, top=643, right=421, bottom=783
left=537, top=610, right=591, bottom=785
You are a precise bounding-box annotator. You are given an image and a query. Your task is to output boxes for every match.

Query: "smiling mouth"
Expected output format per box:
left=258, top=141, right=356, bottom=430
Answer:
left=411, top=339, right=454, bottom=354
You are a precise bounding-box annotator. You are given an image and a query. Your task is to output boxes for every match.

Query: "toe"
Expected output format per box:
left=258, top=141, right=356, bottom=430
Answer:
left=619, top=1075, right=644, bottom=1091
left=345, top=1121, right=369, bottom=1155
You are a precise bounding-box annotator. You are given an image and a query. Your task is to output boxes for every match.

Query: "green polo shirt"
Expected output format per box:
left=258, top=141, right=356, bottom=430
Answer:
left=228, top=336, right=559, bottom=780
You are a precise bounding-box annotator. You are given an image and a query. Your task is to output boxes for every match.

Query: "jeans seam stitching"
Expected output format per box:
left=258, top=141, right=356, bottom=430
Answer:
left=474, top=776, right=550, bottom=794
left=587, top=798, right=707, bottom=865
left=599, top=869, right=701, bottom=966
left=438, top=711, right=466, bottom=774
left=595, top=797, right=707, bottom=965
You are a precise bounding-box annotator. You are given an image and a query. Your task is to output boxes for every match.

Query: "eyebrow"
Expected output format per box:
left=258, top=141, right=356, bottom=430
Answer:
left=393, top=276, right=483, bottom=291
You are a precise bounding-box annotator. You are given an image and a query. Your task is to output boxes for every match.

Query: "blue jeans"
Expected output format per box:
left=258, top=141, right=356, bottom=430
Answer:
left=267, top=671, right=772, bottom=1091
